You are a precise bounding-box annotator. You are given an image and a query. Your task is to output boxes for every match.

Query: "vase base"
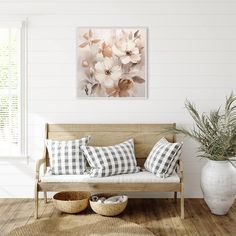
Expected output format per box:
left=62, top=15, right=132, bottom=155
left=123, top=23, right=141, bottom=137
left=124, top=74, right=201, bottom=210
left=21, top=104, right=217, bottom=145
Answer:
left=203, top=197, right=235, bottom=216
left=210, top=209, right=228, bottom=216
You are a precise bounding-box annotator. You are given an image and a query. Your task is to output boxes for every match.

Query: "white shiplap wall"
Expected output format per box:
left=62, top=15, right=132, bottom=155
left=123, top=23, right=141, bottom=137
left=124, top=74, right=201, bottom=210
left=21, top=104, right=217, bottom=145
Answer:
left=0, top=0, right=236, bottom=197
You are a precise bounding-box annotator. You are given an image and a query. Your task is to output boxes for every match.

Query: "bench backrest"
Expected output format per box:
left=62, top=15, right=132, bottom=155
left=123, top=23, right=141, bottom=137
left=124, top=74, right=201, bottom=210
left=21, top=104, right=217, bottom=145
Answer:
left=44, top=123, right=176, bottom=167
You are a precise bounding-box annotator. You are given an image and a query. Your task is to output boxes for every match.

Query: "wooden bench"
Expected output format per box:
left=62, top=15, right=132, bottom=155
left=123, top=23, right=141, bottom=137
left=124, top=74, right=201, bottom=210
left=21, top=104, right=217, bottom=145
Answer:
left=35, top=123, right=184, bottom=219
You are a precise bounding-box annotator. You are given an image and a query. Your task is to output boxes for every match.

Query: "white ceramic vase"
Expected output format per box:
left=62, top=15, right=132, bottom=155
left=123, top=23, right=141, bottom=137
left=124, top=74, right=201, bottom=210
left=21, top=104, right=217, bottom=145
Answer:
left=200, top=160, right=236, bottom=215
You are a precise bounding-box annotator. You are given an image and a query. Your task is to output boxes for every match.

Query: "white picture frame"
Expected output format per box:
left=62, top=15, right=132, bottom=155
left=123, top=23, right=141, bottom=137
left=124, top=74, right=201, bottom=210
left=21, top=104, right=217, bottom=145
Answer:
left=76, top=27, right=147, bottom=99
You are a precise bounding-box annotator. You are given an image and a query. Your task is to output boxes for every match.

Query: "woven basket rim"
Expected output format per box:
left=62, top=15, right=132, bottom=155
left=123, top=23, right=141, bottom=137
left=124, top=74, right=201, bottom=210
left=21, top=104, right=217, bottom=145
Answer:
left=89, top=193, right=128, bottom=205
left=90, top=200, right=127, bottom=205
left=53, top=191, right=90, bottom=202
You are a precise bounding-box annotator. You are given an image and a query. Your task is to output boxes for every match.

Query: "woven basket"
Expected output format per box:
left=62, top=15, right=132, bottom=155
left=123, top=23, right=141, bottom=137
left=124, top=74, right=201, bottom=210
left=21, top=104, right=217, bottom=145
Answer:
left=90, top=193, right=128, bottom=216
left=53, top=191, right=89, bottom=214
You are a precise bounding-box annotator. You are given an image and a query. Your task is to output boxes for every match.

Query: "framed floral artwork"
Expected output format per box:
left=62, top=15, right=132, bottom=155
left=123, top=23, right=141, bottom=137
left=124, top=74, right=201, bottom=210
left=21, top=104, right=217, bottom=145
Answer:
left=77, top=28, right=147, bottom=98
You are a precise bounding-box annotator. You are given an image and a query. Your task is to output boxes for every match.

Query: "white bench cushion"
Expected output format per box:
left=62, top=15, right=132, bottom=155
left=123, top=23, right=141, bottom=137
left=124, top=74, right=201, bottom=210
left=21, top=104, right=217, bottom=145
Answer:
left=41, top=170, right=180, bottom=183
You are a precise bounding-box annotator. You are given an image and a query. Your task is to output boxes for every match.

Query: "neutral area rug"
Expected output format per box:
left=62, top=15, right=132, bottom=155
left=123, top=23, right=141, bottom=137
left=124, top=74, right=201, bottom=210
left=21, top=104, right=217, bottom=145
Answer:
left=6, top=214, right=154, bottom=236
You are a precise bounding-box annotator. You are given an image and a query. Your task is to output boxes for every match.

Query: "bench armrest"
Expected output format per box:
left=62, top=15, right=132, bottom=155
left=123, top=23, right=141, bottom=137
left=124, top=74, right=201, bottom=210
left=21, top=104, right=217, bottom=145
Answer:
left=36, top=157, right=46, bottom=181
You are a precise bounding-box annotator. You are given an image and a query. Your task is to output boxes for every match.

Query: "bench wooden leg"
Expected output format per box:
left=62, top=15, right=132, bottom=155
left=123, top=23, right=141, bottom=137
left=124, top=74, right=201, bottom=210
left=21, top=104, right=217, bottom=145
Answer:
left=180, top=183, right=184, bottom=219
left=34, top=183, right=39, bottom=219
left=174, top=192, right=177, bottom=202
left=44, top=191, right=47, bottom=204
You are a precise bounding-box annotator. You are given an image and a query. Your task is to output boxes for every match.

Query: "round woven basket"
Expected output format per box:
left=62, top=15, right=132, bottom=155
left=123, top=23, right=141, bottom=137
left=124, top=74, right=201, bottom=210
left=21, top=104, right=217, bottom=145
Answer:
left=53, top=191, right=89, bottom=214
left=90, top=193, right=128, bottom=216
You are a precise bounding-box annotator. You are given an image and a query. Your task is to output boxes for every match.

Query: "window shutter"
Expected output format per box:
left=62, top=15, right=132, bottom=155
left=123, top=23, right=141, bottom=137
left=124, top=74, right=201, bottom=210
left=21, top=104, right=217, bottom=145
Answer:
left=0, top=26, right=22, bottom=156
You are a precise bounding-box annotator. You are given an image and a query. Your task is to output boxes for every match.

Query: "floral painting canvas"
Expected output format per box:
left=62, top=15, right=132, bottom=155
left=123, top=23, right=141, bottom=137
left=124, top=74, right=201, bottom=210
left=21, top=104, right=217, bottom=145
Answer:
left=77, top=28, right=147, bottom=98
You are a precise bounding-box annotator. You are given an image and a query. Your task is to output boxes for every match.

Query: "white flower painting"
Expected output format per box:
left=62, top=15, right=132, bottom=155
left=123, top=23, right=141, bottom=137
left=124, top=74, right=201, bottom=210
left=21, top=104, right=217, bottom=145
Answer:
left=77, top=28, right=147, bottom=98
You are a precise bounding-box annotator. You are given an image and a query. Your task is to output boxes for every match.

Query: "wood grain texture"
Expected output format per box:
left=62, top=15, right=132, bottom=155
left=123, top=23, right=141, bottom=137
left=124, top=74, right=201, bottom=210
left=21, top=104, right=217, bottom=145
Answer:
left=48, top=124, right=174, bottom=132
left=0, top=199, right=235, bottom=236
left=38, top=182, right=181, bottom=192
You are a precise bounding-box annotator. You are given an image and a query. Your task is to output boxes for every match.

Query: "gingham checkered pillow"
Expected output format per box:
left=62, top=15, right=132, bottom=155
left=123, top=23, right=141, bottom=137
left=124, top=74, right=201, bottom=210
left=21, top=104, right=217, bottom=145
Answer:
left=46, top=136, right=90, bottom=175
left=144, top=138, right=183, bottom=178
left=81, top=139, right=140, bottom=177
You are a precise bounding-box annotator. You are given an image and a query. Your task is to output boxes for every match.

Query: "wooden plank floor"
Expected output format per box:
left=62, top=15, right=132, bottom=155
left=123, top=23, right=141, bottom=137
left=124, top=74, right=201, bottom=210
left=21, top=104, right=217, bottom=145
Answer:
left=0, top=199, right=235, bottom=236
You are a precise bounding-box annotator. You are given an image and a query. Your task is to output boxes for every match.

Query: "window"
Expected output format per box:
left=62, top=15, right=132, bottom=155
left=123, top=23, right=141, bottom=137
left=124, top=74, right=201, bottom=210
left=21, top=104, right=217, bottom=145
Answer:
left=0, top=22, right=26, bottom=157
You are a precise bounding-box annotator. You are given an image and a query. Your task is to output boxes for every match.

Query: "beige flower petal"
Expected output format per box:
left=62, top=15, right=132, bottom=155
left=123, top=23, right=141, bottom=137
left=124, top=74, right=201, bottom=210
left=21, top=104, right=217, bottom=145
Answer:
left=91, top=39, right=101, bottom=44
left=103, top=58, right=113, bottom=70
left=83, top=32, right=89, bottom=40
left=119, top=90, right=129, bottom=97
left=131, top=47, right=139, bottom=55
left=119, top=79, right=133, bottom=90
left=110, top=70, right=122, bottom=81
left=120, top=41, right=127, bottom=52
left=95, top=52, right=104, bottom=62
left=102, top=44, right=113, bottom=57
left=126, top=40, right=136, bottom=51
left=94, top=61, right=105, bottom=73
left=104, top=77, right=114, bottom=88
left=82, top=60, right=89, bottom=67
left=79, top=41, right=89, bottom=48
left=112, top=65, right=121, bottom=73
left=121, top=55, right=131, bottom=64
left=112, top=45, right=125, bottom=57
left=132, top=76, right=145, bottom=83
left=130, top=54, right=141, bottom=63
left=95, top=72, right=105, bottom=83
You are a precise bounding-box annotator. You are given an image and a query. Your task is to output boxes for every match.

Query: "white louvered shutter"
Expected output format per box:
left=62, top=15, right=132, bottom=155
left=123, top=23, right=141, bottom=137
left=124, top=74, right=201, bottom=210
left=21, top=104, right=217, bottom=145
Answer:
left=0, top=24, right=22, bottom=156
